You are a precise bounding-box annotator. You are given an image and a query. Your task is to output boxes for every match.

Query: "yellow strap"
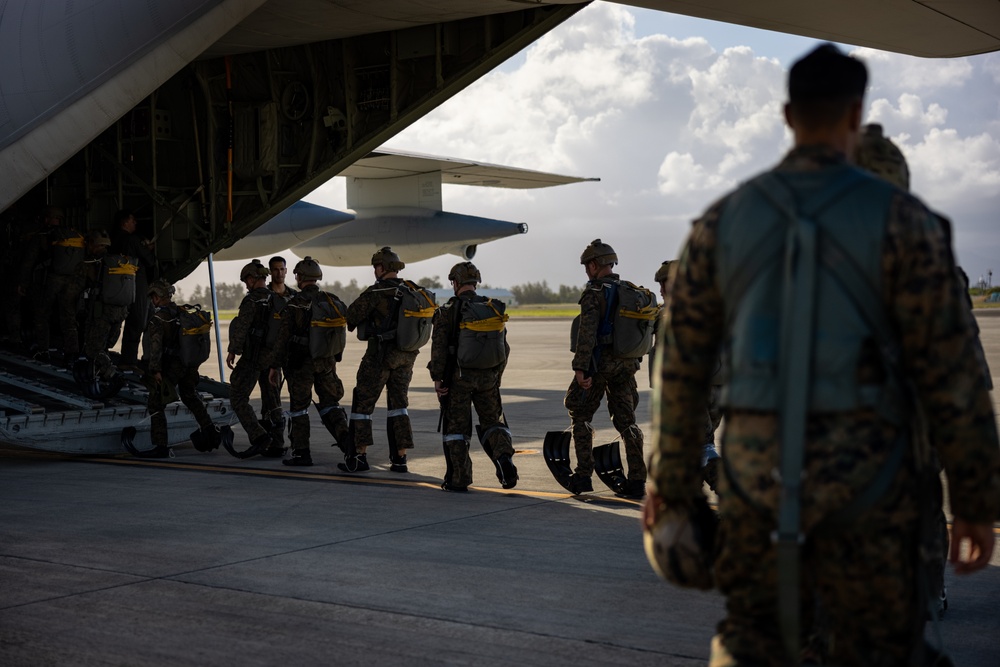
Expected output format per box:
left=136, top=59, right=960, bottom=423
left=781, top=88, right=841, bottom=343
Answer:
left=403, top=306, right=437, bottom=319
left=108, top=262, right=138, bottom=275
left=404, top=281, right=437, bottom=309
left=53, top=235, right=85, bottom=248
left=312, top=317, right=347, bottom=328
left=619, top=305, right=659, bottom=321
left=182, top=324, right=212, bottom=335
left=459, top=315, right=508, bottom=332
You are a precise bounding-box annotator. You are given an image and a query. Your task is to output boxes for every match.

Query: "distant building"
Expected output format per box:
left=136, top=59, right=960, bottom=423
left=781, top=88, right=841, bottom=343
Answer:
left=430, top=287, right=517, bottom=307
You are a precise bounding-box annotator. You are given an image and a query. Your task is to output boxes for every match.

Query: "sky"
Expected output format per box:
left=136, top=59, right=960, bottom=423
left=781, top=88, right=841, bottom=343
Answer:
left=177, top=1, right=1000, bottom=297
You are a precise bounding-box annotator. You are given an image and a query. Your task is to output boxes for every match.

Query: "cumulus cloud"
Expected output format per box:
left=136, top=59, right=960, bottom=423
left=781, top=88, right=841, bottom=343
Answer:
left=281, top=2, right=1000, bottom=289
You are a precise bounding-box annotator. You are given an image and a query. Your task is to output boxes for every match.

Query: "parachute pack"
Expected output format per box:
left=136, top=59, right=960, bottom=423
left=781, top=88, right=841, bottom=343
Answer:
left=393, top=280, right=437, bottom=351
left=308, top=291, right=348, bottom=360
left=99, top=254, right=139, bottom=306
left=49, top=228, right=86, bottom=275
left=455, top=297, right=509, bottom=370
left=598, top=280, right=659, bottom=359
left=177, top=304, right=213, bottom=368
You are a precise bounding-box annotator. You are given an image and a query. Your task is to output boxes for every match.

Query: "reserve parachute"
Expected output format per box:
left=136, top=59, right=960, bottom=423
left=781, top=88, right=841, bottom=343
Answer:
left=309, top=292, right=348, bottom=359
left=99, top=254, right=139, bottom=306
left=178, top=304, right=213, bottom=368
left=456, top=297, right=508, bottom=369
left=394, top=280, right=437, bottom=351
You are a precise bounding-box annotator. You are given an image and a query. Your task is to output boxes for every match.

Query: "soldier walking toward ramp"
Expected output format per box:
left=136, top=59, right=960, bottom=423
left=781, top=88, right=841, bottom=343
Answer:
left=138, top=279, right=221, bottom=458
left=266, top=257, right=350, bottom=467
left=342, top=247, right=433, bottom=473
left=644, top=44, right=1000, bottom=666
left=78, top=231, right=134, bottom=385
left=225, top=260, right=283, bottom=459
left=429, top=262, right=517, bottom=492
left=109, top=210, right=157, bottom=368
left=562, top=239, right=653, bottom=498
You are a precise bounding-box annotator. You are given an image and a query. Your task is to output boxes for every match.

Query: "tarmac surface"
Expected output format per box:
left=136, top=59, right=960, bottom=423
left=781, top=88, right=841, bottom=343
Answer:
left=2, top=316, right=999, bottom=666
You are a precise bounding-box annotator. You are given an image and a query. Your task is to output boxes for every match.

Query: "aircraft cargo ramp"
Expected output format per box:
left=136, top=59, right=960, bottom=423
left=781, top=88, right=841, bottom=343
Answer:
left=0, top=350, right=234, bottom=456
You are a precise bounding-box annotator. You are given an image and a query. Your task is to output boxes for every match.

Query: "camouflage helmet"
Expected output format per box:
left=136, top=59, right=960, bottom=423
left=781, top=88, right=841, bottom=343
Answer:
left=147, top=278, right=176, bottom=300
left=580, top=239, right=618, bottom=266
left=854, top=123, right=910, bottom=192
left=240, top=259, right=269, bottom=281
left=371, top=246, right=405, bottom=272
left=448, top=261, right=481, bottom=285
left=654, top=260, right=674, bottom=284
left=293, top=256, right=323, bottom=280
left=89, top=230, right=112, bottom=247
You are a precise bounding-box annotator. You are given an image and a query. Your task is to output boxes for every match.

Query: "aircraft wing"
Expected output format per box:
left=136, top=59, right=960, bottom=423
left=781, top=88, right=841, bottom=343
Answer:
left=340, top=148, right=601, bottom=190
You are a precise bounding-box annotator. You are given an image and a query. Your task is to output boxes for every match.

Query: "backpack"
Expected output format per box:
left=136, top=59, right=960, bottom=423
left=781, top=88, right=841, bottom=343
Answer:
left=309, top=291, right=348, bottom=360
left=455, top=297, right=508, bottom=370
left=177, top=304, right=212, bottom=368
left=604, top=280, right=658, bottom=359
left=394, top=280, right=437, bottom=351
left=49, top=228, right=86, bottom=276
left=99, top=254, right=138, bottom=306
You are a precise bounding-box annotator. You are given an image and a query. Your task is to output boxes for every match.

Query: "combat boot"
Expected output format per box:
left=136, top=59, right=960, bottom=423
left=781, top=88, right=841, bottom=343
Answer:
left=283, top=449, right=313, bottom=467
left=338, top=452, right=369, bottom=473
left=568, top=473, right=593, bottom=494
left=495, top=454, right=518, bottom=489
left=389, top=453, right=408, bottom=473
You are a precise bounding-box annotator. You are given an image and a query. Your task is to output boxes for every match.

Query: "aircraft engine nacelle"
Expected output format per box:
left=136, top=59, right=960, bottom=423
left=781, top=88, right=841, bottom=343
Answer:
left=293, top=210, right=529, bottom=266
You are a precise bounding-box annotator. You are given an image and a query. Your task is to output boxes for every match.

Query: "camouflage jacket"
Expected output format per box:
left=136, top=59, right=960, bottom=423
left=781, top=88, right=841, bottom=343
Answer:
left=144, top=302, right=180, bottom=374
left=268, top=283, right=297, bottom=301
left=652, top=145, right=1000, bottom=524
left=228, top=286, right=272, bottom=356
left=571, top=272, right=620, bottom=373
left=16, top=222, right=55, bottom=288
left=346, top=277, right=403, bottom=334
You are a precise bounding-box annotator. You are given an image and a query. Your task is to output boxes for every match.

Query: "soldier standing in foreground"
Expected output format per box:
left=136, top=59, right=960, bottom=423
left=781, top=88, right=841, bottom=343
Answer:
left=266, top=257, right=350, bottom=467
left=142, top=279, right=221, bottom=458
left=644, top=44, right=999, bottom=666
left=342, top=247, right=422, bottom=473
left=564, top=239, right=647, bottom=498
left=226, top=259, right=283, bottom=459
left=429, top=262, right=517, bottom=492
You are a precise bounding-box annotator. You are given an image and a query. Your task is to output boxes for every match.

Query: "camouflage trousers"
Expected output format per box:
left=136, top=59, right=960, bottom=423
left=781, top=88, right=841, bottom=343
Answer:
left=286, top=357, right=347, bottom=453
left=35, top=273, right=83, bottom=356
left=148, top=357, right=212, bottom=447
left=441, top=367, right=513, bottom=488
left=564, top=360, right=646, bottom=481
left=120, top=274, right=149, bottom=364
left=229, top=355, right=277, bottom=443
left=83, top=302, right=128, bottom=378
left=350, top=344, right=418, bottom=454
left=711, top=415, right=924, bottom=667
left=258, top=367, right=285, bottom=425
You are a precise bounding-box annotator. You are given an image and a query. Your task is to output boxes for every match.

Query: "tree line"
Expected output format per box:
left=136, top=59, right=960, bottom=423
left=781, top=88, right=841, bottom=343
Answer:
left=179, top=277, right=583, bottom=309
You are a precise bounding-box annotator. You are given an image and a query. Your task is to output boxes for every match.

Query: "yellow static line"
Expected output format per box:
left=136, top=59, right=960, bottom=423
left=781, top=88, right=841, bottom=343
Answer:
left=82, top=457, right=642, bottom=504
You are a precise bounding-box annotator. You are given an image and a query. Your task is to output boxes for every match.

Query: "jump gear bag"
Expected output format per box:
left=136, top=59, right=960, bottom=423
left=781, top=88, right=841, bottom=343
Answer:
left=394, top=280, right=437, bottom=352
left=99, top=254, right=138, bottom=306
left=178, top=304, right=213, bottom=368
left=308, top=292, right=348, bottom=360
left=455, top=297, right=508, bottom=370
left=595, top=280, right=658, bottom=359
left=49, top=228, right=86, bottom=275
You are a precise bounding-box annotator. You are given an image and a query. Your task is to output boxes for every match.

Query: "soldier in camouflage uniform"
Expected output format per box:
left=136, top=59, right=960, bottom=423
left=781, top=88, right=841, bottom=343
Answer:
left=645, top=45, right=1000, bottom=667
left=341, top=247, right=418, bottom=473
left=79, top=231, right=130, bottom=380
left=17, top=206, right=82, bottom=361
left=652, top=260, right=723, bottom=493
left=226, top=260, right=282, bottom=459
left=265, top=257, right=349, bottom=467
left=854, top=123, right=996, bottom=622
left=564, top=239, right=646, bottom=497
left=256, top=256, right=298, bottom=449
left=142, top=279, right=220, bottom=458
left=429, top=262, right=517, bottom=492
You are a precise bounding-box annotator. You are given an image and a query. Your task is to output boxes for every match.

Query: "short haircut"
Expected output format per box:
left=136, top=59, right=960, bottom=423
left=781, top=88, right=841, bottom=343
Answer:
left=269, top=256, right=286, bottom=268
left=786, top=43, right=867, bottom=131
